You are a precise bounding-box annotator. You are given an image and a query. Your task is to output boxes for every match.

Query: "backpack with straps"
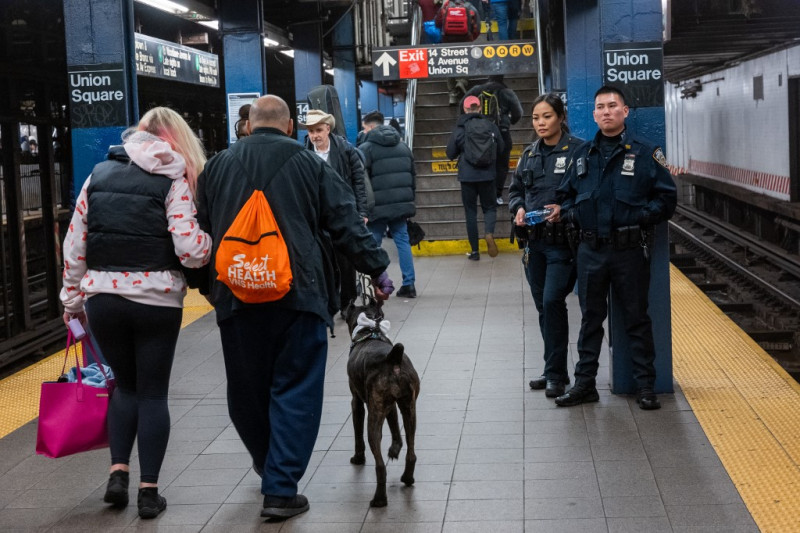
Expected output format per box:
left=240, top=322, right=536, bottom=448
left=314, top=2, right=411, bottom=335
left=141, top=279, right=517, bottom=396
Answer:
left=215, top=156, right=293, bottom=303
left=441, top=0, right=471, bottom=36
left=463, top=116, right=497, bottom=168
left=479, top=89, right=501, bottom=126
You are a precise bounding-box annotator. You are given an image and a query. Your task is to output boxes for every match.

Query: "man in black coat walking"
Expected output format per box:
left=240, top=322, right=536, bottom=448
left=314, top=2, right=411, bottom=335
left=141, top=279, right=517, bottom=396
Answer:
left=463, top=75, right=523, bottom=204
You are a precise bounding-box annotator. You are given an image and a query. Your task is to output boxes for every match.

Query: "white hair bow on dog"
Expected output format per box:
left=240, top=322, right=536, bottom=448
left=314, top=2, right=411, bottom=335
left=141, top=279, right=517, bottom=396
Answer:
left=352, top=312, right=391, bottom=339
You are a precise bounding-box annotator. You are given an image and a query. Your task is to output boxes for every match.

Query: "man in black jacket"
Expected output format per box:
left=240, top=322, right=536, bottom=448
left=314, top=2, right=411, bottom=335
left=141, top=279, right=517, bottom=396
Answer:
left=302, top=109, right=371, bottom=313
left=463, top=75, right=523, bottom=204
left=447, top=95, right=505, bottom=260
left=196, top=95, right=394, bottom=520
left=359, top=110, right=418, bottom=298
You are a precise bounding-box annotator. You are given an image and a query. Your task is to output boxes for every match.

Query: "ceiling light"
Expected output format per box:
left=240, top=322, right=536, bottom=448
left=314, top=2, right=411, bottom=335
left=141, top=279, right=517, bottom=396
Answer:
left=199, top=20, right=218, bottom=30
left=280, top=49, right=295, bottom=58
left=325, top=68, right=334, bottom=76
left=136, top=0, right=189, bottom=14
left=263, top=37, right=280, bottom=47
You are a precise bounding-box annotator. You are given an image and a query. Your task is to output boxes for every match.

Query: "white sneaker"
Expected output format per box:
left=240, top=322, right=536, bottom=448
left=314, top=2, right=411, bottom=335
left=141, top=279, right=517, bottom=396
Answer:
left=496, top=197, right=503, bottom=205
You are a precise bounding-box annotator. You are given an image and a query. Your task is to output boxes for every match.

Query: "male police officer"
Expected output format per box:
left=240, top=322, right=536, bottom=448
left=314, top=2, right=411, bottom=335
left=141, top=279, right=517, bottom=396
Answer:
left=555, top=86, right=677, bottom=410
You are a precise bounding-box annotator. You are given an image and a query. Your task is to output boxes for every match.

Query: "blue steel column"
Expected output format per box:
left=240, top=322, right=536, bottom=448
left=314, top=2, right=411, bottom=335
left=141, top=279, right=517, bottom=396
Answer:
left=294, top=23, right=324, bottom=146
left=220, top=0, right=267, bottom=146
left=564, top=0, right=672, bottom=394
left=333, top=13, right=358, bottom=143
left=378, top=92, right=394, bottom=119
left=63, top=0, right=138, bottom=197
left=361, top=80, right=379, bottom=116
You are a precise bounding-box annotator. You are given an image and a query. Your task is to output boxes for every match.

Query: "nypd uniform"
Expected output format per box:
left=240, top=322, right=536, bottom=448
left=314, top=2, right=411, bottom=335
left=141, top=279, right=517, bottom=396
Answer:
left=508, top=133, right=583, bottom=389
left=557, top=129, right=677, bottom=395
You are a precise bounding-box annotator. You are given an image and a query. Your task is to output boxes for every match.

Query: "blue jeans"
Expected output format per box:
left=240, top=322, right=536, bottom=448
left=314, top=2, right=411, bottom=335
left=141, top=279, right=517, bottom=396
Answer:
left=369, top=218, right=416, bottom=287
left=491, top=1, right=510, bottom=41
left=524, top=242, right=576, bottom=383
left=219, top=307, right=327, bottom=497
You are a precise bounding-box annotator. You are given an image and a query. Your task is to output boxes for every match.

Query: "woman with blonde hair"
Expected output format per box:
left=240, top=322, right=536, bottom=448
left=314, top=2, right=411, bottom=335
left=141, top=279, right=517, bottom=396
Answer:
left=60, top=107, right=211, bottom=519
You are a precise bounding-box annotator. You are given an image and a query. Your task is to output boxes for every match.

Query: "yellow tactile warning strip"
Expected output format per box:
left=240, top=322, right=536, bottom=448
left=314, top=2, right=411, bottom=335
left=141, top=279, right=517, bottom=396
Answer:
left=0, top=290, right=213, bottom=439
left=412, top=238, right=518, bottom=257
left=671, top=265, right=800, bottom=532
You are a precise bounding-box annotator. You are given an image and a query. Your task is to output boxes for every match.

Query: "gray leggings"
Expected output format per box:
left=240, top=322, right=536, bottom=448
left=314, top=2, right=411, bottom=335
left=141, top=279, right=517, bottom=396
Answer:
left=87, top=294, right=182, bottom=484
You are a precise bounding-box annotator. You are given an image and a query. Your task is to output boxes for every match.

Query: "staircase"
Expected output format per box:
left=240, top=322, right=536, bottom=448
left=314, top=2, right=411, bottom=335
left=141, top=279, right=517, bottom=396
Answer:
left=412, top=75, right=539, bottom=241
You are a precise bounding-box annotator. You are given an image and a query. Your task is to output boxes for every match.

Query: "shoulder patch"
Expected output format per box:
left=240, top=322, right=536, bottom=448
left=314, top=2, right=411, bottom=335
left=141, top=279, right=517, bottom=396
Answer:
left=653, top=147, right=668, bottom=168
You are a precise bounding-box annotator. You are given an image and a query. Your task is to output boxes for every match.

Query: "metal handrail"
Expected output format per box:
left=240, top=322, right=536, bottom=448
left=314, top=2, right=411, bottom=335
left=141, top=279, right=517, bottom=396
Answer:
left=404, top=4, right=421, bottom=149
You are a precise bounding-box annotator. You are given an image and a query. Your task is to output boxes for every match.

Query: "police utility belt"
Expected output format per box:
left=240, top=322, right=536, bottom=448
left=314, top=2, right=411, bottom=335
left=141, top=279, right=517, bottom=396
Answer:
left=580, top=225, right=654, bottom=251
left=521, top=221, right=568, bottom=245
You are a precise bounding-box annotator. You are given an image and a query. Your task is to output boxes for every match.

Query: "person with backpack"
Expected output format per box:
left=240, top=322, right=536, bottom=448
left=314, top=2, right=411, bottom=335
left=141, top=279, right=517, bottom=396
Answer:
left=446, top=95, right=505, bottom=260
left=462, top=74, right=524, bottom=204
left=508, top=93, right=584, bottom=399
left=195, top=95, right=394, bottom=520
left=435, top=0, right=483, bottom=104
left=301, top=109, right=372, bottom=315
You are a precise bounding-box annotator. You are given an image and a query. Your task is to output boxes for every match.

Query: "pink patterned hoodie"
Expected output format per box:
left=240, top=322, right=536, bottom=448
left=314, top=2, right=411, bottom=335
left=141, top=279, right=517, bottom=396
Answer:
left=60, top=135, right=212, bottom=313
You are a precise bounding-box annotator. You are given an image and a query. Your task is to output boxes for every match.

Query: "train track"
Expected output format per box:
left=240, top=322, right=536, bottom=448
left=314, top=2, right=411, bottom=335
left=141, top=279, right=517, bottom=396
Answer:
left=669, top=205, right=800, bottom=380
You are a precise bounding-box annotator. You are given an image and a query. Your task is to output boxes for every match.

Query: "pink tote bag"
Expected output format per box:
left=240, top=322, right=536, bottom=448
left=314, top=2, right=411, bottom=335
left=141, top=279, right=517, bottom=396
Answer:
left=36, top=331, right=113, bottom=458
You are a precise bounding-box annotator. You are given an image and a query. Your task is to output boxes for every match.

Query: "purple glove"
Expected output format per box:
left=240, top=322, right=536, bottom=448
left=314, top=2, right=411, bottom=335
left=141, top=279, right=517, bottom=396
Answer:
left=371, top=271, right=395, bottom=298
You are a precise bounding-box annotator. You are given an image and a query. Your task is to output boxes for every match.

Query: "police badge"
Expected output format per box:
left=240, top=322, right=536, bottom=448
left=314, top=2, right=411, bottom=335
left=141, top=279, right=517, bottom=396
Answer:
left=554, top=156, right=567, bottom=173
left=621, top=154, right=636, bottom=176
left=653, top=147, right=668, bottom=168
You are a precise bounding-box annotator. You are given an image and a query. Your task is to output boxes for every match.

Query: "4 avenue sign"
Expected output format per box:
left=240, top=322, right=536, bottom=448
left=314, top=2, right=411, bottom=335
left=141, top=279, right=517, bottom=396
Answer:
left=372, top=41, right=537, bottom=81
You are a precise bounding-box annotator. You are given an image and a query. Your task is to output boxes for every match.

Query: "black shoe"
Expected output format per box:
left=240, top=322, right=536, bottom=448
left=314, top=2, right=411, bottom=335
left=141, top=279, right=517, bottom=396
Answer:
left=103, top=470, right=129, bottom=507
left=636, top=388, right=661, bottom=410
left=555, top=386, right=600, bottom=407
left=529, top=375, right=546, bottom=390
left=530, top=375, right=570, bottom=390
left=137, top=487, right=166, bottom=519
left=261, top=494, right=310, bottom=519
left=545, top=380, right=566, bottom=398
left=396, top=284, right=416, bottom=298
left=467, top=251, right=480, bottom=261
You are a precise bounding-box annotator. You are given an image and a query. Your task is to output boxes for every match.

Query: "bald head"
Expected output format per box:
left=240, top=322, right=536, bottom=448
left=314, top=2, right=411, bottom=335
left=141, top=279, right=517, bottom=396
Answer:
left=248, top=95, right=293, bottom=135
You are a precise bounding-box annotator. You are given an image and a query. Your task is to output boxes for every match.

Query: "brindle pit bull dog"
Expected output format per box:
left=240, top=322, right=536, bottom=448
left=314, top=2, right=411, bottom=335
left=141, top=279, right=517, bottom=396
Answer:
left=344, top=298, right=420, bottom=507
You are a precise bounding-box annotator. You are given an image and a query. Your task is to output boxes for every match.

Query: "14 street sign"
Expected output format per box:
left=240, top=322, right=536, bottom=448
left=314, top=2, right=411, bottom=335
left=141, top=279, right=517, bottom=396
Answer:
left=371, top=41, right=537, bottom=81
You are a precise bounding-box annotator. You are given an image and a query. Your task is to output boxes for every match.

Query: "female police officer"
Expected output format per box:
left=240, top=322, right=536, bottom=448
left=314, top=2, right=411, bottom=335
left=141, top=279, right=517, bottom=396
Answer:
left=508, top=93, right=584, bottom=398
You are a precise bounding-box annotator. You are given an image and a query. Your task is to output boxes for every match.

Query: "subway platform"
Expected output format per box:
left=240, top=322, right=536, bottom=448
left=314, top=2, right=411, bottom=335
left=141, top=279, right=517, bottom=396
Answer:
left=1, top=248, right=799, bottom=532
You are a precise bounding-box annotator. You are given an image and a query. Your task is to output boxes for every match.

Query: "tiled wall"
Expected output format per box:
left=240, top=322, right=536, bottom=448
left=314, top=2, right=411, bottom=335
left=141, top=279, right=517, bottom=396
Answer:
left=665, top=45, right=800, bottom=201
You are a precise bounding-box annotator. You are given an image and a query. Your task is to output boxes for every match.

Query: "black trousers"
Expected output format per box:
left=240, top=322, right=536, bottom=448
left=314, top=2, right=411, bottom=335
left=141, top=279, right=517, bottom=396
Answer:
left=335, top=248, right=357, bottom=312
left=574, top=243, right=657, bottom=390
left=495, top=129, right=513, bottom=197
left=87, top=294, right=182, bottom=484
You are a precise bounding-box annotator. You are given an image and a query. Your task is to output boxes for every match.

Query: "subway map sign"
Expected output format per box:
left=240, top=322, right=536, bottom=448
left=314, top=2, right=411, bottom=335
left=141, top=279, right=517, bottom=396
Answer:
left=372, top=41, right=537, bottom=81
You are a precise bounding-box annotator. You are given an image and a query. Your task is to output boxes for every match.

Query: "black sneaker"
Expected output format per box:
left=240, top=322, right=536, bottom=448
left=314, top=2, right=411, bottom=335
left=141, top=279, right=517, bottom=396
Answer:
left=467, top=251, right=480, bottom=261
left=137, top=487, right=167, bottom=519
left=103, top=470, right=129, bottom=507
left=261, top=494, right=310, bottom=519
left=396, top=284, right=416, bottom=298
left=636, top=388, right=661, bottom=410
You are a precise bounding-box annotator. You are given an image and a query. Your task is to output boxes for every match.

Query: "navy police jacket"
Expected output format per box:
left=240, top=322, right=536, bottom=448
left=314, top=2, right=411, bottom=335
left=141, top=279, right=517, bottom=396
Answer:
left=508, top=133, right=584, bottom=216
left=557, top=129, right=677, bottom=238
